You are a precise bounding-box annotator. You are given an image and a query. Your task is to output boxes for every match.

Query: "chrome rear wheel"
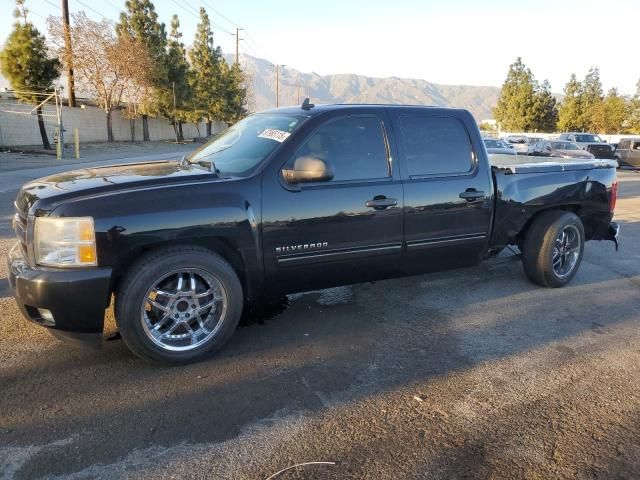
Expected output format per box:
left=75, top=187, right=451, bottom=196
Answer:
left=552, top=225, right=581, bottom=278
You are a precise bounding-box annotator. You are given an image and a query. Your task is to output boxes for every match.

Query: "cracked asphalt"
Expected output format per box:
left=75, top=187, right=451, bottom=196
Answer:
left=1, top=160, right=639, bottom=479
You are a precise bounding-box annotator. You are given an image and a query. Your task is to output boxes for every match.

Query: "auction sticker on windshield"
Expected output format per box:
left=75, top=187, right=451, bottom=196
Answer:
left=258, top=129, right=291, bottom=143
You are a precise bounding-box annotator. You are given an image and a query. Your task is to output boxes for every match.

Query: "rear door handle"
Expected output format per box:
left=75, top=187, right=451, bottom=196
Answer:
left=459, top=190, right=486, bottom=201
left=366, top=197, right=398, bottom=210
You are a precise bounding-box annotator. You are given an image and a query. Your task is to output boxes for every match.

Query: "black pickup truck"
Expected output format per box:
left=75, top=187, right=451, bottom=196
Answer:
left=7, top=104, right=620, bottom=363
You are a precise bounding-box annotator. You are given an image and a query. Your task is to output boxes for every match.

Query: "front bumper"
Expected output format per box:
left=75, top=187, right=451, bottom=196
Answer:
left=7, top=242, right=112, bottom=348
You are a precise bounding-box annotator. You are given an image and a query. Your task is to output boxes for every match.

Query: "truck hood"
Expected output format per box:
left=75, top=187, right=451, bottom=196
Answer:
left=556, top=149, right=594, bottom=159
left=578, top=142, right=609, bottom=147
left=16, top=160, right=220, bottom=213
left=487, top=148, right=517, bottom=155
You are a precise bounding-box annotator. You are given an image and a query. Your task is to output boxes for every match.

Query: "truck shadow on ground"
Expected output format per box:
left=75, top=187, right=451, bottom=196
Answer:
left=1, top=221, right=639, bottom=478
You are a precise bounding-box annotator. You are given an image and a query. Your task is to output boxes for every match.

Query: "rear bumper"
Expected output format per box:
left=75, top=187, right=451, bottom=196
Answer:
left=7, top=242, right=111, bottom=348
left=606, top=222, right=620, bottom=251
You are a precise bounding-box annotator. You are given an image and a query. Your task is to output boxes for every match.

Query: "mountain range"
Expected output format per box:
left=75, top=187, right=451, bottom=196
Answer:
left=237, top=54, right=501, bottom=121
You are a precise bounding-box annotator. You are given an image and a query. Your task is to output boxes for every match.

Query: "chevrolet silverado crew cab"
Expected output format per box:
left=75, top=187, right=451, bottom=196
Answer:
left=8, top=103, right=620, bottom=364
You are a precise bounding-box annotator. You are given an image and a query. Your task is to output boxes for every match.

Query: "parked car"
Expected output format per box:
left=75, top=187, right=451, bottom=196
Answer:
left=528, top=140, right=595, bottom=159
left=505, top=135, right=529, bottom=154
left=558, top=133, right=615, bottom=159
left=614, top=138, right=640, bottom=167
left=7, top=104, right=620, bottom=363
left=505, top=136, right=542, bottom=155
left=483, top=138, right=516, bottom=155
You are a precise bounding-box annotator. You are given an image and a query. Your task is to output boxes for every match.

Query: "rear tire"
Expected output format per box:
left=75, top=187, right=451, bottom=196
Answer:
left=521, top=211, right=585, bottom=288
left=614, top=156, right=623, bottom=168
left=115, top=246, right=243, bottom=364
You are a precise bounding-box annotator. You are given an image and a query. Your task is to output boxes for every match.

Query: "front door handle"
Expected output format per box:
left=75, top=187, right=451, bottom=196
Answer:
left=459, top=190, right=486, bottom=201
left=366, top=197, right=398, bottom=210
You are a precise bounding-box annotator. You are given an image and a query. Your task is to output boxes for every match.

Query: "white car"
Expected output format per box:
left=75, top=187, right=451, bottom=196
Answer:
left=484, top=138, right=516, bottom=155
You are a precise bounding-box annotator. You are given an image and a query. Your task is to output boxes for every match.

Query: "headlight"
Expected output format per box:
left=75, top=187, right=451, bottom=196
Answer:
left=34, top=217, right=97, bottom=267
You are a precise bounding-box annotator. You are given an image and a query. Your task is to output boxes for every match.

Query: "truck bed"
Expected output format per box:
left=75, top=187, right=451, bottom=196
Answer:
left=489, top=154, right=618, bottom=248
left=489, top=154, right=618, bottom=174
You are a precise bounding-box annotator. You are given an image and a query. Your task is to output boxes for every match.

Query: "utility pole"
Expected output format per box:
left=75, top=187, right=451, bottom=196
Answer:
left=275, top=64, right=286, bottom=108
left=61, top=0, right=76, bottom=107
left=235, top=28, right=243, bottom=64
left=297, top=78, right=301, bottom=104
left=172, top=81, right=179, bottom=143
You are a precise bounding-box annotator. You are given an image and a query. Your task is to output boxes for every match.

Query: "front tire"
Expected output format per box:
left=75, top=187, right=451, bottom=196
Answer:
left=115, top=246, right=243, bottom=363
left=522, top=211, right=585, bottom=288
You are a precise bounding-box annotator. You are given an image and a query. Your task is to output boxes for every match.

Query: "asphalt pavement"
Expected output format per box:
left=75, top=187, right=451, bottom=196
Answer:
left=1, top=156, right=639, bottom=479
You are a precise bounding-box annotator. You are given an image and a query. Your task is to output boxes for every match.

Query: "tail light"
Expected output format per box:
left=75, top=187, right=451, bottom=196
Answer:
left=609, top=181, right=618, bottom=214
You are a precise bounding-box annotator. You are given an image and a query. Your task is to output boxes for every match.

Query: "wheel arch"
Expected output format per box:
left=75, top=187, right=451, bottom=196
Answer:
left=110, top=237, right=255, bottom=305
left=514, top=205, right=584, bottom=247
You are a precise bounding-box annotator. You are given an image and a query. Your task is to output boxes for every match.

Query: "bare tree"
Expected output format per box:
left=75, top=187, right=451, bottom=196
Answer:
left=48, top=12, right=151, bottom=141
left=241, top=60, right=257, bottom=114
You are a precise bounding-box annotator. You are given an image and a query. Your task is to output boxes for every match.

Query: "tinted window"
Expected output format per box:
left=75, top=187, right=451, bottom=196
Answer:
left=575, top=134, right=603, bottom=143
left=287, top=116, right=389, bottom=182
left=187, top=114, right=305, bottom=176
left=552, top=141, right=578, bottom=150
left=399, top=116, right=473, bottom=176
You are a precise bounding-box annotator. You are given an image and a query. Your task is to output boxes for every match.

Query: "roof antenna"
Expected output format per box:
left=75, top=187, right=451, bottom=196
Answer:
left=301, top=97, right=315, bottom=110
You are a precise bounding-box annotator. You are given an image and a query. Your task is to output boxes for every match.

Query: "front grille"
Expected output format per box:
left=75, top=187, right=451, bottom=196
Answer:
left=586, top=145, right=614, bottom=158
left=13, top=204, right=28, bottom=257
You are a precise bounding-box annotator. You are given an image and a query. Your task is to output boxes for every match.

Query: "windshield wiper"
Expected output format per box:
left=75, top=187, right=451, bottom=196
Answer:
left=180, top=155, right=220, bottom=175
left=195, top=159, right=220, bottom=175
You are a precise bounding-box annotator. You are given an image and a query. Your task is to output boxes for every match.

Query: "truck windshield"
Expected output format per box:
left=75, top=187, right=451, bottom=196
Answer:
left=575, top=134, right=603, bottom=143
left=186, top=113, right=306, bottom=176
left=552, top=142, right=578, bottom=150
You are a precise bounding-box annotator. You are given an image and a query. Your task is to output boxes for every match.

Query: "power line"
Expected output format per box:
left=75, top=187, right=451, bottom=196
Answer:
left=244, top=31, right=272, bottom=60
left=171, top=0, right=199, bottom=17
left=102, top=0, right=121, bottom=12
left=212, top=21, right=234, bottom=36
left=27, top=9, right=47, bottom=20
left=170, top=1, right=235, bottom=37
left=241, top=41, right=260, bottom=58
left=74, top=0, right=108, bottom=19
left=200, top=0, right=240, bottom=29
left=43, top=0, right=61, bottom=10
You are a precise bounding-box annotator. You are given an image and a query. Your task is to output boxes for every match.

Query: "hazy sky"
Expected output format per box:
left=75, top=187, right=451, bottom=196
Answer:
left=1, top=0, right=638, bottom=95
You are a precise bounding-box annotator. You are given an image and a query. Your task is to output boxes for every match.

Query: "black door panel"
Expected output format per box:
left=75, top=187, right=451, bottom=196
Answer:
left=389, top=110, right=493, bottom=275
left=261, top=110, right=404, bottom=294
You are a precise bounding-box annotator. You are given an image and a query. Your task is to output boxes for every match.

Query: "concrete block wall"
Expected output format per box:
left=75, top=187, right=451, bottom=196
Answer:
left=0, top=100, right=226, bottom=147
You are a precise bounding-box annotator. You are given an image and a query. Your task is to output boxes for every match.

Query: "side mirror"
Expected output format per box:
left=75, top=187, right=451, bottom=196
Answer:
left=282, top=156, right=334, bottom=184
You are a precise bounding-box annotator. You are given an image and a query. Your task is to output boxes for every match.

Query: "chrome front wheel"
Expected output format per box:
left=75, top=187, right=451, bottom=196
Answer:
left=116, top=247, right=243, bottom=363
left=141, top=269, right=228, bottom=352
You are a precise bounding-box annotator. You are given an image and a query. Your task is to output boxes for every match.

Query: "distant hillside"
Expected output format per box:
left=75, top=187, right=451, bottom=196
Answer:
left=236, top=54, right=502, bottom=121
left=1, top=54, right=504, bottom=121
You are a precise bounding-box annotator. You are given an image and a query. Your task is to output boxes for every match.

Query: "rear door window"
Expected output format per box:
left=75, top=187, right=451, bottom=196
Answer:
left=398, top=115, right=474, bottom=177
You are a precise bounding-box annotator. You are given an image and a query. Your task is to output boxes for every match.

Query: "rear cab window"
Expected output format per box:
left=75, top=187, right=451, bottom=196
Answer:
left=397, top=115, right=475, bottom=177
